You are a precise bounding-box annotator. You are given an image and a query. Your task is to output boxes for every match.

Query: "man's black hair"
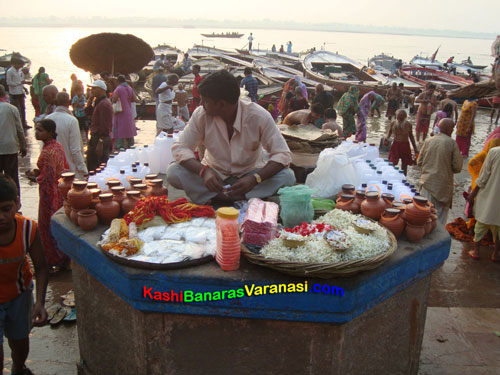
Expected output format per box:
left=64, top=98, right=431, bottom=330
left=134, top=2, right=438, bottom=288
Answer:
left=244, top=67, right=252, bottom=75
left=198, top=70, right=240, bottom=104
left=324, top=108, right=337, bottom=119
left=0, top=173, right=18, bottom=202
left=311, top=103, right=324, bottom=115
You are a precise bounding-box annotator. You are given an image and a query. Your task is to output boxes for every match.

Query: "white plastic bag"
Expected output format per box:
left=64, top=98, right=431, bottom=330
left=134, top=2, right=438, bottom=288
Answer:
left=305, top=150, right=360, bottom=198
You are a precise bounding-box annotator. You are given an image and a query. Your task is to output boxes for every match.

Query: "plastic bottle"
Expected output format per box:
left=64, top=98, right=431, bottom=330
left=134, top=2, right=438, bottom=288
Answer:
left=87, top=171, right=96, bottom=184
left=119, top=169, right=130, bottom=189
left=140, top=163, right=151, bottom=179
left=138, top=145, right=149, bottom=165
left=215, top=207, right=241, bottom=271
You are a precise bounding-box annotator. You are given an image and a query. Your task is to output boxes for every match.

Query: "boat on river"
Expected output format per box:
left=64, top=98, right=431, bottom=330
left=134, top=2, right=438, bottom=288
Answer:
left=201, top=32, right=244, bottom=38
left=0, top=51, right=31, bottom=68
left=368, top=53, right=400, bottom=75
left=400, top=66, right=472, bottom=90
left=302, top=50, right=388, bottom=95
left=448, top=80, right=500, bottom=107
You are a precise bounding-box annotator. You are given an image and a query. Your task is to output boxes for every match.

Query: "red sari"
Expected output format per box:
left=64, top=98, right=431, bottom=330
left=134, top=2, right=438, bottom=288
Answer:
left=37, top=139, right=69, bottom=266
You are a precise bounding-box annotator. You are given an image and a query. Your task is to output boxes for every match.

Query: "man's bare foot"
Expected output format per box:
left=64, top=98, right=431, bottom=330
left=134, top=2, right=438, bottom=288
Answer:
left=468, top=249, right=480, bottom=260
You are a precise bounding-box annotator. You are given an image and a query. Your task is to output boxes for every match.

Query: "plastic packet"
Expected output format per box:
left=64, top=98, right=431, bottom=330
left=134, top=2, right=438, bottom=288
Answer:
left=184, top=227, right=209, bottom=244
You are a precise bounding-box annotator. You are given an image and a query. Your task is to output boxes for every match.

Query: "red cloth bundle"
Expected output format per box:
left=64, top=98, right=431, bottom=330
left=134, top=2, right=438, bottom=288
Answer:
left=241, top=198, right=279, bottom=246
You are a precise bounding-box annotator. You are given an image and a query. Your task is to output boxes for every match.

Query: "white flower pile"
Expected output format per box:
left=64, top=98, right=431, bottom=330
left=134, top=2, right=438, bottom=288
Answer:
left=260, top=209, right=390, bottom=263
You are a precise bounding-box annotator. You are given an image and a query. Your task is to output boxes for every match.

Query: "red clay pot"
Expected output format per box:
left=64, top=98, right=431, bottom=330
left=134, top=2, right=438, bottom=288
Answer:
left=58, top=172, right=75, bottom=201
left=380, top=208, right=405, bottom=238
left=89, top=188, right=102, bottom=209
left=111, top=186, right=126, bottom=214
left=353, top=190, right=366, bottom=208
left=405, top=222, right=426, bottom=243
left=122, top=190, right=141, bottom=215
left=381, top=193, right=395, bottom=208
left=67, top=181, right=91, bottom=210
left=70, top=208, right=81, bottom=226
left=95, top=193, right=120, bottom=225
left=335, top=194, right=359, bottom=214
left=405, top=196, right=431, bottom=226
left=150, top=179, right=168, bottom=197
left=78, top=209, right=98, bottom=231
left=361, top=191, right=386, bottom=220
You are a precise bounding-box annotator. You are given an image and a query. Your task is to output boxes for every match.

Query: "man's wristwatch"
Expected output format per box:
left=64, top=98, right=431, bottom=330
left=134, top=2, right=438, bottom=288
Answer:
left=253, top=173, right=262, bottom=184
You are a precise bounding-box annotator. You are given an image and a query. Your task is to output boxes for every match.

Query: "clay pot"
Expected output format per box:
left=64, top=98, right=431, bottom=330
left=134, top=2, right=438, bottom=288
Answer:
left=86, top=182, right=98, bottom=190
left=150, top=179, right=168, bottom=197
left=111, top=186, right=126, bottom=213
left=145, top=174, right=159, bottom=186
left=405, top=222, right=426, bottom=243
left=424, top=218, right=432, bottom=236
left=380, top=208, right=405, bottom=238
left=353, top=190, right=366, bottom=208
left=134, top=183, right=149, bottom=197
left=405, top=196, right=431, bottom=226
left=381, top=193, right=395, bottom=208
left=127, top=177, right=143, bottom=190
left=70, top=208, right=81, bottom=226
left=89, top=188, right=102, bottom=209
left=63, top=200, right=72, bottom=218
left=361, top=191, right=386, bottom=220
left=95, top=193, right=120, bottom=225
left=337, top=184, right=356, bottom=200
left=104, top=179, right=122, bottom=194
left=335, top=194, right=359, bottom=214
left=67, top=181, right=92, bottom=210
left=58, top=172, right=75, bottom=201
left=122, top=190, right=141, bottom=215
left=78, top=209, right=98, bottom=231
left=430, top=214, right=438, bottom=233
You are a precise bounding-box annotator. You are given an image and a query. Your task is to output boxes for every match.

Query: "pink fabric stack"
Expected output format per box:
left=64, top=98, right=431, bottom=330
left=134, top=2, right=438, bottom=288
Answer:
left=241, top=198, right=279, bottom=246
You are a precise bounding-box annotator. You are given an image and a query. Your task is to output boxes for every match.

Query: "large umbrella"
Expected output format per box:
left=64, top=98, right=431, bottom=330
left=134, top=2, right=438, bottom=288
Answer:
left=69, top=33, right=154, bottom=75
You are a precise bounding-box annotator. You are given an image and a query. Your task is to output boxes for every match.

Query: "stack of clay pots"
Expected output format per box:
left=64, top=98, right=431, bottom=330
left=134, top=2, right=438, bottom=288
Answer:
left=333, top=183, right=438, bottom=242
left=65, top=180, right=97, bottom=231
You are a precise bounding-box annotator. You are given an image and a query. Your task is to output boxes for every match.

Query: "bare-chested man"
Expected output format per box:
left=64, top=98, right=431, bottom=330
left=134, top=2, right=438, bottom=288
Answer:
left=282, top=103, right=323, bottom=126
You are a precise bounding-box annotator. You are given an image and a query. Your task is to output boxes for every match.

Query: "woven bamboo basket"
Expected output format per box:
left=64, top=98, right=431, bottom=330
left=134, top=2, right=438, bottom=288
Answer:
left=241, top=229, right=397, bottom=278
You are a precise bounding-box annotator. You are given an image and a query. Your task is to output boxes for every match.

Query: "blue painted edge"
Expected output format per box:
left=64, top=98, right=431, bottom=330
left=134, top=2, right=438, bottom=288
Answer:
left=52, top=216, right=450, bottom=324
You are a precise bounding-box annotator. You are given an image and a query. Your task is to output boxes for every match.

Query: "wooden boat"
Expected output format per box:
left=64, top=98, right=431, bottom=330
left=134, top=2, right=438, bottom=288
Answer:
left=201, top=32, right=244, bottom=38
left=368, top=53, right=400, bottom=75
left=0, top=51, right=31, bottom=68
left=236, top=48, right=301, bottom=62
left=142, top=44, right=183, bottom=75
left=187, top=46, right=252, bottom=68
left=448, top=80, right=500, bottom=107
left=410, top=56, right=444, bottom=70
left=400, top=66, right=472, bottom=90
left=302, top=51, right=388, bottom=95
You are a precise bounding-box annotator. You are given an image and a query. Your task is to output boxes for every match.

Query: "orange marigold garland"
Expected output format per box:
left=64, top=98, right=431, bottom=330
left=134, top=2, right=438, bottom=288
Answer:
left=124, top=196, right=215, bottom=226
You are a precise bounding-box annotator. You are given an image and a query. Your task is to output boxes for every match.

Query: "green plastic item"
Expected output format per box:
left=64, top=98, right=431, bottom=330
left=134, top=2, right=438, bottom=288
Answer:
left=278, top=185, right=316, bottom=228
left=311, top=198, right=336, bottom=211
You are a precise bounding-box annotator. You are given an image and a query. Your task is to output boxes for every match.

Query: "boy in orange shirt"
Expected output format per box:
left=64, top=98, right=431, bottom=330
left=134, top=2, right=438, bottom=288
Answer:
left=0, top=174, right=48, bottom=375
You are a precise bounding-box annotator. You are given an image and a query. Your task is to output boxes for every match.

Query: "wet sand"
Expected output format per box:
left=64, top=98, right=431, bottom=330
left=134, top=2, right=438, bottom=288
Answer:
left=3, top=104, right=499, bottom=374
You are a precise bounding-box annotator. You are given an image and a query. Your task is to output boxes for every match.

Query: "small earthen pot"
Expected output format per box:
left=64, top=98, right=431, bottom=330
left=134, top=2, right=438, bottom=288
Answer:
left=111, top=186, right=126, bottom=213
left=145, top=174, right=159, bottom=186
left=381, top=193, right=395, bottom=208
left=380, top=208, right=405, bottom=238
left=430, top=214, right=438, bottom=233
left=95, top=193, right=120, bottom=225
left=104, top=179, right=122, bottom=194
left=353, top=190, right=366, bottom=208
left=361, top=191, right=386, bottom=220
left=77, top=209, right=98, bottom=231
left=337, top=184, right=356, bottom=200
left=127, top=178, right=143, bottom=190
left=63, top=200, right=72, bottom=218
left=67, top=181, right=92, bottom=210
left=122, top=190, right=141, bottom=215
left=424, top=218, right=433, bottom=236
left=86, top=182, right=98, bottom=190
left=405, top=196, right=431, bottom=226
left=405, top=222, right=426, bottom=243
left=150, top=179, right=168, bottom=197
left=335, top=194, right=360, bottom=214
left=58, top=172, right=75, bottom=201
left=134, top=183, right=149, bottom=197
left=70, top=208, right=81, bottom=226
left=89, top=188, right=102, bottom=209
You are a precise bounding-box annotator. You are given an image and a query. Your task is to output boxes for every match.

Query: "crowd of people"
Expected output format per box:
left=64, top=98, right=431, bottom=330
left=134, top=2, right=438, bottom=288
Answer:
left=1, top=41, right=500, bottom=373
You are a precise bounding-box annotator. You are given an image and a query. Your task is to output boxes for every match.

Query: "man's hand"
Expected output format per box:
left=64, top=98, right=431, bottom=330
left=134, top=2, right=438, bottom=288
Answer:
left=32, top=302, right=48, bottom=326
left=203, top=168, right=224, bottom=193
left=227, top=175, right=257, bottom=198
left=20, top=148, right=27, bottom=157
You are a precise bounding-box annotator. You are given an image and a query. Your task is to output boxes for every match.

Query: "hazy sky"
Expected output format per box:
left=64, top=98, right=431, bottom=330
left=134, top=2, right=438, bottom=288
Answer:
left=3, top=0, right=499, bottom=33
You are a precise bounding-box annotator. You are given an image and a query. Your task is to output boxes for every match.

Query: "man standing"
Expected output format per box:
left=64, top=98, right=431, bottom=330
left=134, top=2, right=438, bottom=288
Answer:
left=189, top=65, right=203, bottom=114
left=151, top=67, right=167, bottom=106
left=167, top=70, right=295, bottom=205
left=6, top=58, right=30, bottom=131
left=46, top=92, right=88, bottom=179
left=240, top=68, right=259, bottom=103
left=0, top=85, right=27, bottom=197
left=41, top=85, right=58, bottom=117
left=417, top=118, right=463, bottom=224
left=248, top=33, right=254, bottom=51
left=86, top=80, right=113, bottom=171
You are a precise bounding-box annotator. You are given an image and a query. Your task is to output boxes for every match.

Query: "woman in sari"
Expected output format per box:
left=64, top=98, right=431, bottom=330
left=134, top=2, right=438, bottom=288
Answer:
left=278, top=78, right=298, bottom=116
left=32, top=67, right=52, bottom=115
left=33, top=119, right=69, bottom=269
left=337, top=86, right=359, bottom=138
left=294, top=76, right=308, bottom=101
left=112, top=75, right=137, bottom=150
left=455, top=99, right=478, bottom=157
left=356, top=91, right=375, bottom=142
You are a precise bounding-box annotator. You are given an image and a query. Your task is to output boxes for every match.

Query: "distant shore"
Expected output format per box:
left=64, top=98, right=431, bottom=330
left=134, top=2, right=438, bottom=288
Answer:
left=0, top=18, right=495, bottom=41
